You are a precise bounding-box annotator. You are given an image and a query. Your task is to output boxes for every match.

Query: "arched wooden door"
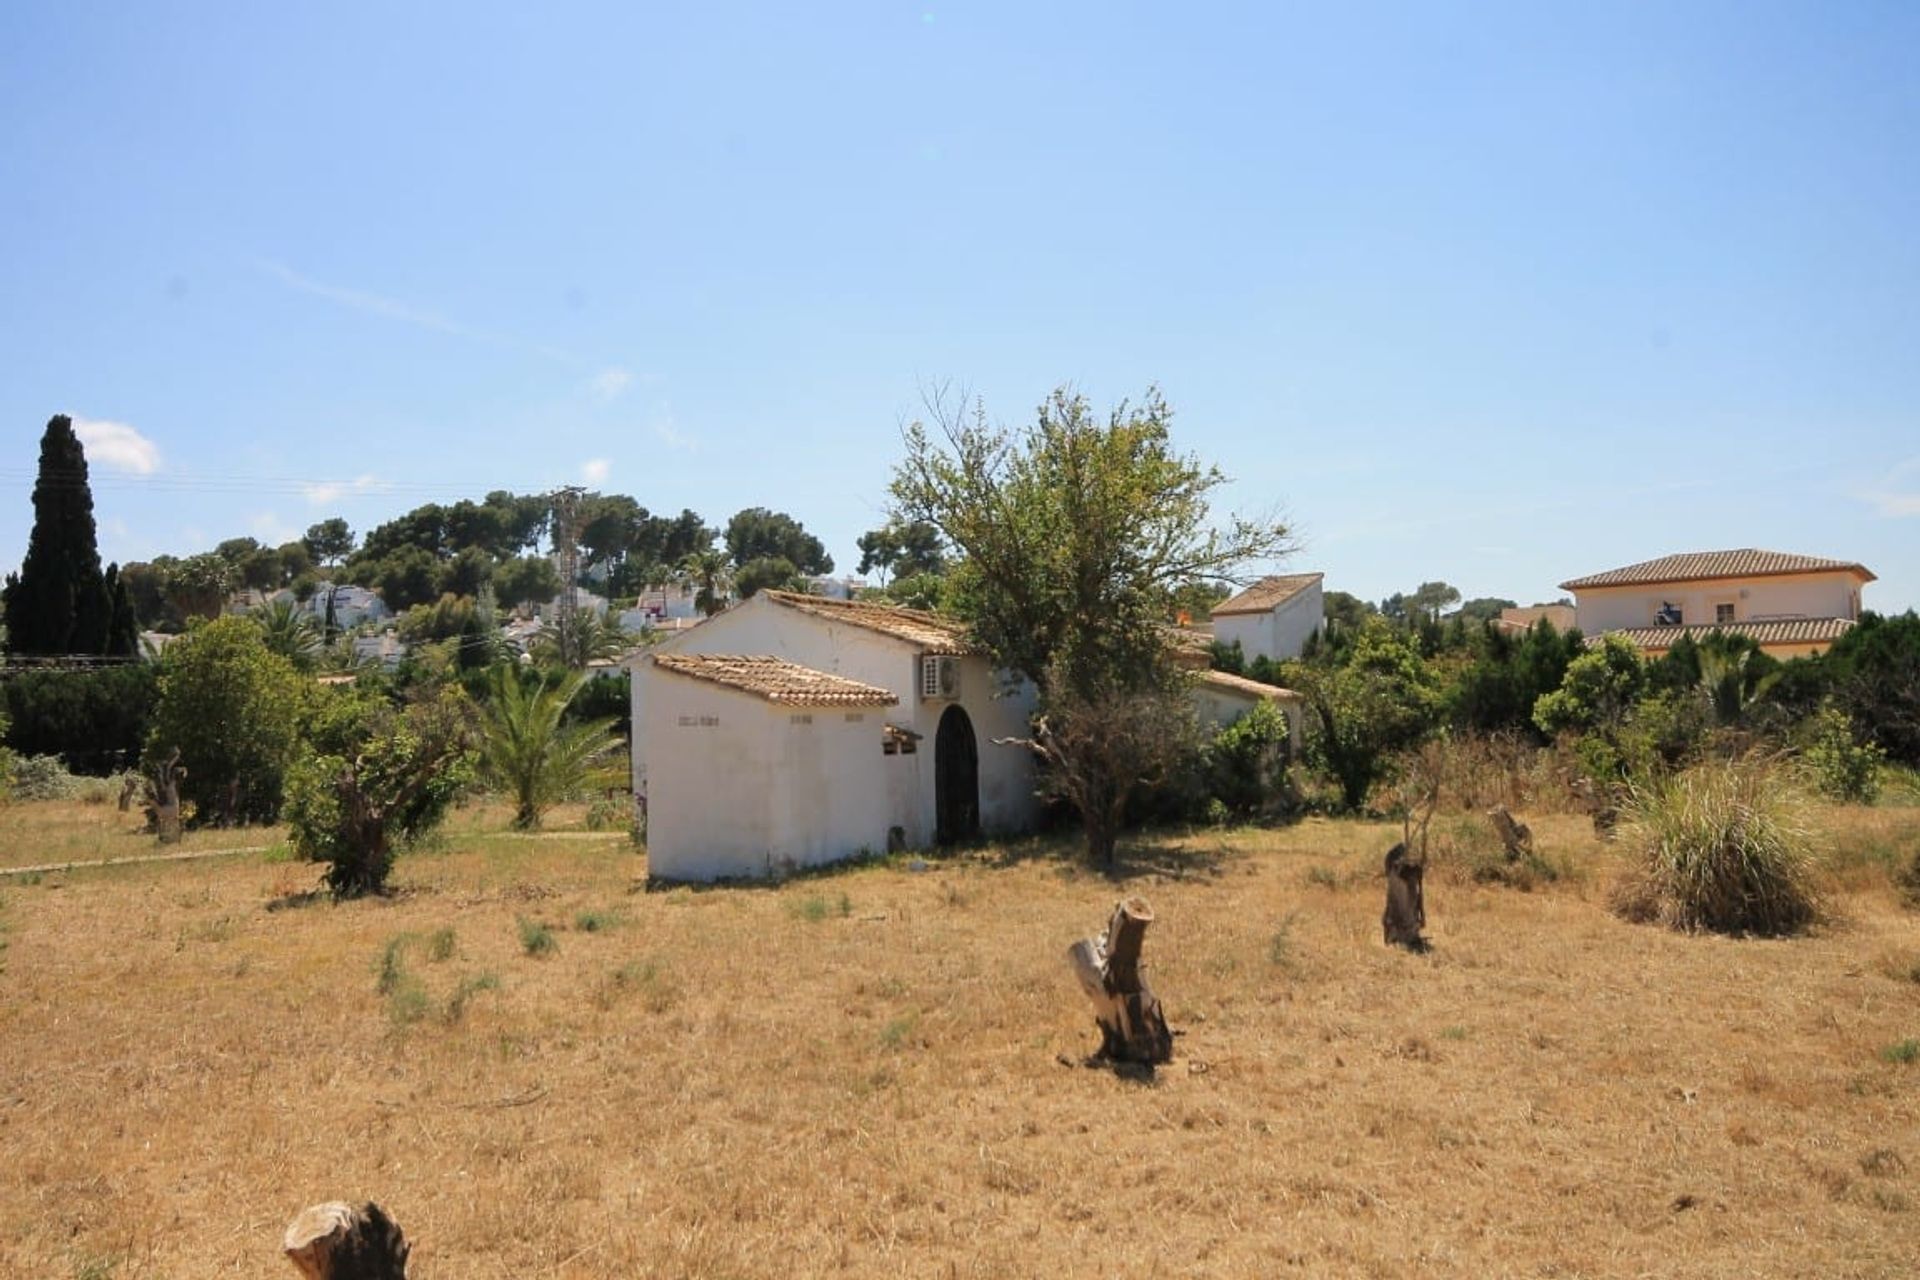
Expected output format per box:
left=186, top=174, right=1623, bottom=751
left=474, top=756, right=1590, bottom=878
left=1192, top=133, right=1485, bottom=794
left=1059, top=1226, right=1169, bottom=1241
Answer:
left=935, top=704, right=980, bottom=845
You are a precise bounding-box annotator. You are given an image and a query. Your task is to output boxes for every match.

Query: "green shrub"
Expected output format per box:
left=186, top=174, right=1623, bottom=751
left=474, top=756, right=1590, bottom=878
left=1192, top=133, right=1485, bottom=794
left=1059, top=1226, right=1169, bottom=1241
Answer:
left=517, top=916, right=558, bottom=956
left=8, top=754, right=77, bottom=801
left=1202, top=699, right=1295, bottom=820
left=1800, top=705, right=1884, bottom=804
left=443, top=972, right=499, bottom=1024
left=584, top=792, right=628, bottom=831
left=1612, top=757, right=1823, bottom=936
left=1, top=665, right=158, bottom=775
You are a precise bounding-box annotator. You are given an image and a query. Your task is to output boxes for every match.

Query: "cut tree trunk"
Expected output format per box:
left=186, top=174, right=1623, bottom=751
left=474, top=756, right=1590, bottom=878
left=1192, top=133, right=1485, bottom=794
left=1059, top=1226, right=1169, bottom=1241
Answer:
left=1487, top=806, right=1534, bottom=862
left=283, top=1201, right=410, bottom=1279
left=1067, top=897, right=1174, bottom=1065
left=151, top=748, right=184, bottom=845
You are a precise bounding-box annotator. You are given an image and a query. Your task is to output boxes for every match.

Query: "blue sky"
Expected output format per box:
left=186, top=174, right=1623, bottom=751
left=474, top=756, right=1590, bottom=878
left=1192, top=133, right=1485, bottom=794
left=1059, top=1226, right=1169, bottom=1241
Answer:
left=3, top=2, right=1916, bottom=611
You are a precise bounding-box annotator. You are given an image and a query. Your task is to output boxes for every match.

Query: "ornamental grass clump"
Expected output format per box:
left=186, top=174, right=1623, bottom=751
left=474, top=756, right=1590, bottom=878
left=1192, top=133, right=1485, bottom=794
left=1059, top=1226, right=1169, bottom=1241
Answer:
left=1612, top=756, right=1823, bottom=936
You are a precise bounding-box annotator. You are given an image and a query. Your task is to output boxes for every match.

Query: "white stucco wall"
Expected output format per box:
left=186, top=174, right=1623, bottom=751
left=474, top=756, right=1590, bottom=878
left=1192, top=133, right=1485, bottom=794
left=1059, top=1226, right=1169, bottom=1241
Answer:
left=641, top=670, right=900, bottom=881
left=1573, top=572, right=1865, bottom=634
left=630, top=595, right=1040, bottom=849
left=1195, top=684, right=1305, bottom=747
left=1212, top=581, right=1324, bottom=663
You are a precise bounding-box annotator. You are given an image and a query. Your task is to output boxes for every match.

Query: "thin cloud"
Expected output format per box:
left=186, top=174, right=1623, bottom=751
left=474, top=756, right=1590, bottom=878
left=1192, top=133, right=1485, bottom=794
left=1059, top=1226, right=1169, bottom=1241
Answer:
left=250, top=512, right=302, bottom=546
left=651, top=407, right=698, bottom=453
left=1860, top=458, right=1920, bottom=517
left=301, top=474, right=387, bottom=506
left=581, top=458, right=611, bottom=485
left=590, top=367, right=634, bottom=402
left=73, top=416, right=161, bottom=474
left=255, top=258, right=585, bottom=367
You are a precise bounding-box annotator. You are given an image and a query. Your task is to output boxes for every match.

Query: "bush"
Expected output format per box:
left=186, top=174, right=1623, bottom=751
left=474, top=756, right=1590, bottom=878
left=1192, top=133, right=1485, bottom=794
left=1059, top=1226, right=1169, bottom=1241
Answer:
left=144, top=617, right=309, bottom=824
left=8, top=754, right=77, bottom=801
left=1611, top=757, right=1823, bottom=936
left=2, top=665, right=158, bottom=774
left=1202, top=700, right=1295, bottom=820
left=1799, top=705, right=1884, bottom=804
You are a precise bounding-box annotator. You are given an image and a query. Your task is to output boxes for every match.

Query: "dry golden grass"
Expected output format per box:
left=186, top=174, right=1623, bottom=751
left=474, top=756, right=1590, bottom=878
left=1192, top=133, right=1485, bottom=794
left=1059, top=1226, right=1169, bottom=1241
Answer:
left=1, top=805, right=1917, bottom=1278
left=0, top=797, right=280, bottom=869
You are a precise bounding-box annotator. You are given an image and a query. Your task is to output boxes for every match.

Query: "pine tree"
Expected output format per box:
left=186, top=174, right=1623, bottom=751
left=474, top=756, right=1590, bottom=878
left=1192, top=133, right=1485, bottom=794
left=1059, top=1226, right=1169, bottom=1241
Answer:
left=3, top=415, right=112, bottom=656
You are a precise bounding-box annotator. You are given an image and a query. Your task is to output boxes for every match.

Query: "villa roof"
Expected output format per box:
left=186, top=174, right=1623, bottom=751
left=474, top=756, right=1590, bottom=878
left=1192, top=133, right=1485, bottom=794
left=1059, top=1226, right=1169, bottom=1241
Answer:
left=1596, top=618, right=1856, bottom=652
left=1212, top=573, right=1323, bottom=617
left=1561, top=550, right=1873, bottom=592
left=652, top=653, right=900, bottom=706
left=761, top=590, right=978, bottom=654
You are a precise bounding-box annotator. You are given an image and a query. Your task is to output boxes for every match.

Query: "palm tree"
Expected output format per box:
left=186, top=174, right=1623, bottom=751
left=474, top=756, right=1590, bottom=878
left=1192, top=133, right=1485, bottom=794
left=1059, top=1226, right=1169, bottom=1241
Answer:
left=478, top=664, right=621, bottom=829
left=252, top=598, right=322, bottom=670
left=532, top=609, right=633, bottom=669
left=678, top=548, right=733, bottom=617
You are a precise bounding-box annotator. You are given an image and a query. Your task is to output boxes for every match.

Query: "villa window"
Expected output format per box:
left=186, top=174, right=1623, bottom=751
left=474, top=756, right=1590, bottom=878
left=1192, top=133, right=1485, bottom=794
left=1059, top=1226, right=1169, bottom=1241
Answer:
left=1654, top=601, right=1683, bottom=627
left=1714, top=602, right=1735, bottom=625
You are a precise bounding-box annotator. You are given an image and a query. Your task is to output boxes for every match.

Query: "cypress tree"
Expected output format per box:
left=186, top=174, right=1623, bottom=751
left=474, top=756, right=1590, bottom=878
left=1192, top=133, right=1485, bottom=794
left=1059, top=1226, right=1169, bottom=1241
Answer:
left=4, top=415, right=113, bottom=656
left=104, top=562, right=140, bottom=656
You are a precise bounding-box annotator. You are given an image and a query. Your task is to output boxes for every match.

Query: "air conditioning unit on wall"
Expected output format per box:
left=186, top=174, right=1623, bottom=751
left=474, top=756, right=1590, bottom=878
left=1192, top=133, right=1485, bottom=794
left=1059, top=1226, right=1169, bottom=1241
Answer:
left=920, top=655, right=961, bottom=701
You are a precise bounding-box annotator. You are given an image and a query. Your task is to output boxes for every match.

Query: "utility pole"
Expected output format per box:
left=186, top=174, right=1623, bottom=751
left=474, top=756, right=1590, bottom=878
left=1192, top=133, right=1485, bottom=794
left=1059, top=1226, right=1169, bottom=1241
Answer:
left=550, top=486, right=586, bottom=667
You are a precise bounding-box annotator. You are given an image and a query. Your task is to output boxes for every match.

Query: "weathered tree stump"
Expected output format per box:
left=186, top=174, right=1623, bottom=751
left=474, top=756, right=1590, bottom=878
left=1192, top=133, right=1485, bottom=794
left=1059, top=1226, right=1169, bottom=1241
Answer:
left=1382, top=843, right=1429, bottom=952
left=150, top=748, right=185, bottom=845
left=1067, top=897, right=1174, bottom=1066
left=283, top=1202, right=410, bottom=1279
left=1487, top=805, right=1534, bottom=862
left=116, top=774, right=139, bottom=813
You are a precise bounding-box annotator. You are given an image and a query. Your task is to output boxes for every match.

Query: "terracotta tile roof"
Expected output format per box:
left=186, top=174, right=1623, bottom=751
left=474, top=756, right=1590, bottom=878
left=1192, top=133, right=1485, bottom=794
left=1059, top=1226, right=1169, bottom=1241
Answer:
left=1212, top=573, right=1323, bottom=617
left=652, top=653, right=900, bottom=706
left=1199, top=669, right=1303, bottom=701
left=1163, top=626, right=1216, bottom=668
left=761, top=590, right=978, bottom=654
left=1560, top=550, right=1873, bottom=591
left=1596, top=618, right=1856, bottom=652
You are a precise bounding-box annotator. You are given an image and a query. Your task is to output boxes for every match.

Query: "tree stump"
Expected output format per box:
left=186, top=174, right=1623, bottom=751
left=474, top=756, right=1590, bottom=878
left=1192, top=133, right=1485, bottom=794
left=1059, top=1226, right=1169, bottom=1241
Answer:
left=1066, top=897, right=1174, bottom=1065
left=1382, top=843, right=1429, bottom=952
left=116, top=774, right=139, bottom=813
left=283, top=1202, right=410, bottom=1279
left=151, top=748, right=185, bottom=845
left=1487, top=806, right=1534, bottom=862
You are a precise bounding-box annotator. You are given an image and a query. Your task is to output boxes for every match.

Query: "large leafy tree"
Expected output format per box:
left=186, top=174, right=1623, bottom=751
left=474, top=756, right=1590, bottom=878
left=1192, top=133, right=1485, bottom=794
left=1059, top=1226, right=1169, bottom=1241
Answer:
left=856, top=518, right=946, bottom=587
left=725, top=507, right=832, bottom=575
left=4, top=415, right=114, bottom=655
left=303, top=518, right=356, bottom=567
left=891, top=384, right=1294, bottom=865
left=1292, top=620, right=1443, bottom=810
left=477, top=665, right=621, bottom=829
left=144, top=616, right=309, bottom=824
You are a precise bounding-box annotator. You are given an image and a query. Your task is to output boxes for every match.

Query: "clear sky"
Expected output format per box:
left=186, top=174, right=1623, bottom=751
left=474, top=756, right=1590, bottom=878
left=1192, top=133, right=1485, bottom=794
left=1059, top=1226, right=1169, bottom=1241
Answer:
left=3, top=2, right=1916, bottom=611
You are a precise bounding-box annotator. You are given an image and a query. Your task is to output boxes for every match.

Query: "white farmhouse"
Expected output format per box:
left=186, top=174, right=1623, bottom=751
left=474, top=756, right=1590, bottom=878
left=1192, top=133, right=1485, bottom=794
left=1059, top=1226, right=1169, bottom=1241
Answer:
left=1210, top=573, right=1324, bottom=663
left=631, top=590, right=1039, bottom=881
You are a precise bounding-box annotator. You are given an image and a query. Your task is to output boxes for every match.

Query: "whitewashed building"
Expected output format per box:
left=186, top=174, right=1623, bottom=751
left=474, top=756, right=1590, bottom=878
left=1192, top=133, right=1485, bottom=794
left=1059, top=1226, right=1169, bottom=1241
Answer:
left=1211, top=573, right=1324, bottom=663
left=631, top=591, right=1039, bottom=881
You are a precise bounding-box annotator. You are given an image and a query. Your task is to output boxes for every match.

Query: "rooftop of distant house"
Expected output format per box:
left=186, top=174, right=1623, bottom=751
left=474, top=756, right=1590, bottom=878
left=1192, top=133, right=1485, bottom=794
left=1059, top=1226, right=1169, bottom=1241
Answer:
left=761, top=590, right=978, bottom=655
left=1560, top=550, right=1874, bottom=592
left=1211, top=573, right=1324, bottom=617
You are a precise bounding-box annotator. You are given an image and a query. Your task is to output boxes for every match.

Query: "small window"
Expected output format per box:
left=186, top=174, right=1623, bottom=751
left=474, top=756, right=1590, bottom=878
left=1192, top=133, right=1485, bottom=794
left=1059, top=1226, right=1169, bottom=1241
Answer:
left=1654, top=601, right=1684, bottom=627
left=1714, top=603, right=1735, bottom=625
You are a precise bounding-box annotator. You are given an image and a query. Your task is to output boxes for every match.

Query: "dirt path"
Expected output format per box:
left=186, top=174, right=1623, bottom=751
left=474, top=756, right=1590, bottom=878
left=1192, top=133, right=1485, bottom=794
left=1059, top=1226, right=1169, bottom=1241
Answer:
left=0, top=845, right=272, bottom=878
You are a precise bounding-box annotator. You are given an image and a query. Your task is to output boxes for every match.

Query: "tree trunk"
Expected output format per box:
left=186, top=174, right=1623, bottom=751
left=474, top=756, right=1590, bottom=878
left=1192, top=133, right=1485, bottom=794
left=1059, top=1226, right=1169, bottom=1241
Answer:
left=151, top=748, right=184, bottom=844
left=283, top=1202, right=410, bottom=1279
left=1488, top=806, right=1533, bottom=862
left=1067, top=897, right=1174, bottom=1065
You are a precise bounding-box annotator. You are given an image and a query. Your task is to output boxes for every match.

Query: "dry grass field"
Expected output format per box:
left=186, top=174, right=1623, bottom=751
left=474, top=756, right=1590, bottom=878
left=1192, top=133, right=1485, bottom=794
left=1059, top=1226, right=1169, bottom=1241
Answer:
left=2, top=798, right=1917, bottom=1279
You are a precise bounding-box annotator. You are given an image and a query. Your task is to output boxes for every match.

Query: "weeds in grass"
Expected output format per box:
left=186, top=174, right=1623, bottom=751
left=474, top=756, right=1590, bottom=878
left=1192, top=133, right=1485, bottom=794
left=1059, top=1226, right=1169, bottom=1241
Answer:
left=72, top=1255, right=119, bottom=1280
left=596, top=959, right=677, bottom=1012
left=1439, top=1025, right=1469, bottom=1041
left=376, top=935, right=411, bottom=995
left=1612, top=757, right=1823, bottom=936
left=879, top=1014, right=919, bottom=1050
left=517, top=917, right=558, bottom=956
left=574, top=908, right=625, bottom=933
left=444, top=973, right=500, bottom=1024
left=1267, top=911, right=1301, bottom=970
left=789, top=893, right=851, bottom=922
left=1880, top=1038, right=1920, bottom=1066
left=1305, top=866, right=1339, bottom=889
left=425, top=927, right=457, bottom=962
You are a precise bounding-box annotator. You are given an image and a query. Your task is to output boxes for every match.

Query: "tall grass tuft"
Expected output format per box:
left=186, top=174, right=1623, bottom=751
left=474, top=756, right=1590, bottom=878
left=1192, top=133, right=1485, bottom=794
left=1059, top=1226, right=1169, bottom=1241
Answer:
left=1611, top=756, right=1823, bottom=936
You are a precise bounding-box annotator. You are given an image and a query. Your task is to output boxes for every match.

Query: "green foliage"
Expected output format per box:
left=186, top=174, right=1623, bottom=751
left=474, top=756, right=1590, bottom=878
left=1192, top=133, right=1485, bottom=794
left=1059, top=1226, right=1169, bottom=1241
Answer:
left=251, top=598, right=323, bottom=670
left=164, top=552, right=234, bottom=623
left=1612, top=756, right=1823, bottom=936
left=1800, top=704, right=1884, bottom=803
left=875, top=570, right=948, bottom=612
left=1695, top=632, right=1781, bottom=727
left=517, top=916, right=559, bottom=956
left=677, top=547, right=732, bottom=617
left=1449, top=619, right=1581, bottom=738
left=493, top=555, right=561, bottom=609
left=3, top=415, right=112, bottom=656
left=1297, top=620, right=1443, bottom=811
left=9, top=754, right=78, bottom=801
left=477, top=665, right=621, bottom=829
left=145, top=616, right=309, bottom=823
left=1202, top=699, right=1295, bottom=820
left=2, top=664, right=158, bottom=774
left=1533, top=635, right=1646, bottom=736
left=734, top=555, right=803, bottom=598
left=725, top=506, right=832, bottom=574
left=1823, top=611, right=1920, bottom=766
left=284, top=688, right=477, bottom=897
left=1880, top=1039, right=1920, bottom=1066
left=855, top=517, right=946, bottom=585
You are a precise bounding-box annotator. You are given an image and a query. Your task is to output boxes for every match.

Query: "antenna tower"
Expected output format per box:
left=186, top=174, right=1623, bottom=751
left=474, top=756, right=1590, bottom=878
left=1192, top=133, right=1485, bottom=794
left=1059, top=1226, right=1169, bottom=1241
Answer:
left=551, top=486, right=586, bottom=666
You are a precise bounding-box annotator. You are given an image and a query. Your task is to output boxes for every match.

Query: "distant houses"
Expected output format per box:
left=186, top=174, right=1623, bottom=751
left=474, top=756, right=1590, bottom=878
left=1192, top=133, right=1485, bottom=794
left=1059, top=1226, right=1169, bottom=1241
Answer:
left=1210, top=573, right=1324, bottom=663
left=1560, top=549, right=1872, bottom=659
